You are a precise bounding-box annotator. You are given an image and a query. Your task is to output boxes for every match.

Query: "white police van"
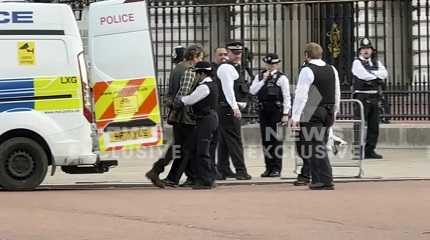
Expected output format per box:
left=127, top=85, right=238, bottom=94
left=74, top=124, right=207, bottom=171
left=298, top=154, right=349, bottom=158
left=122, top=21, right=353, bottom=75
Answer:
left=0, top=0, right=162, bottom=190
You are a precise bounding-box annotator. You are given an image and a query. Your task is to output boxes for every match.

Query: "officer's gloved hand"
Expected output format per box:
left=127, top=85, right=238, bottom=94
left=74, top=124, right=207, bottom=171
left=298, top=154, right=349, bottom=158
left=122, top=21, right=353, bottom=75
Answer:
left=173, top=96, right=184, bottom=109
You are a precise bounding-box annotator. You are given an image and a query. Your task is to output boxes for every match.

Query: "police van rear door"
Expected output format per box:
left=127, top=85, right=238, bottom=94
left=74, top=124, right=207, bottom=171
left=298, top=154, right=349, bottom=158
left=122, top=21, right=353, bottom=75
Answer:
left=88, top=0, right=163, bottom=152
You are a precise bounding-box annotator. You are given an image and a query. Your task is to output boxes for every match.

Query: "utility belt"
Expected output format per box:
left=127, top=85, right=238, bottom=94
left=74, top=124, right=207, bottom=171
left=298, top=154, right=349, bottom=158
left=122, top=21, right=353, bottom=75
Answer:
left=353, top=78, right=381, bottom=92
left=257, top=100, right=283, bottom=112
left=353, top=91, right=380, bottom=100
left=192, top=109, right=217, bottom=121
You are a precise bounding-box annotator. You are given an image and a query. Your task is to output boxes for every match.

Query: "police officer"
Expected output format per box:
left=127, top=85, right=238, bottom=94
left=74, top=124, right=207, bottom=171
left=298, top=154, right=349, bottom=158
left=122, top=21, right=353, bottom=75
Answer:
left=250, top=53, right=291, bottom=177
left=291, top=42, right=340, bottom=190
left=174, top=61, right=219, bottom=189
left=216, top=41, right=252, bottom=180
left=352, top=38, right=388, bottom=159
left=211, top=47, right=236, bottom=179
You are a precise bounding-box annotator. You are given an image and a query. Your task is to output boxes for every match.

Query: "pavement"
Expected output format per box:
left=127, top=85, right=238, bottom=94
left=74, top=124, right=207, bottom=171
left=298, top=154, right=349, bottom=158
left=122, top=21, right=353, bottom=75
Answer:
left=1, top=181, right=430, bottom=240
left=4, top=144, right=430, bottom=240
left=42, top=145, right=430, bottom=187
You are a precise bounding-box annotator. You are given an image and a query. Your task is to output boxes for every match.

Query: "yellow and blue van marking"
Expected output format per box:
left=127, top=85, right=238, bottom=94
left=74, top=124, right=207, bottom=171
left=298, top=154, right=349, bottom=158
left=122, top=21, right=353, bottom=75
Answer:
left=0, top=76, right=82, bottom=113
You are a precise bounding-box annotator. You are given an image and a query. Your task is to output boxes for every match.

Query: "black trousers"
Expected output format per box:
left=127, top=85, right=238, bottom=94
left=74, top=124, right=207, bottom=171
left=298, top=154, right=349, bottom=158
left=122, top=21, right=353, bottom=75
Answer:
left=296, top=107, right=333, bottom=185
left=258, top=107, right=283, bottom=172
left=354, top=93, right=380, bottom=153
left=151, top=123, right=195, bottom=183
left=217, top=107, right=247, bottom=174
left=190, top=111, right=219, bottom=186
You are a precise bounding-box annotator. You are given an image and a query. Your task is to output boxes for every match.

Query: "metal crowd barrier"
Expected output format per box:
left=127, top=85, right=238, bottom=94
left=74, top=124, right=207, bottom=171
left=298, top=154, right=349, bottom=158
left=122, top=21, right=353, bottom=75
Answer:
left=294, top=99, right=365, bottom=178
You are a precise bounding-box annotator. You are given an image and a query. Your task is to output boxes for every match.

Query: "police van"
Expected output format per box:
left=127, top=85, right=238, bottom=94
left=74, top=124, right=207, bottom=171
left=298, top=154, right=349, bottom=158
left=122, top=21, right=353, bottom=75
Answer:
left=0, top=0, right=162, bottom=190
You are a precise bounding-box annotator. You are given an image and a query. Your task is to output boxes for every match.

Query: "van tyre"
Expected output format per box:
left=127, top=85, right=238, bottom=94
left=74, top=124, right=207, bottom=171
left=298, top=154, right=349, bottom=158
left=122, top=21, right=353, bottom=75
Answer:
left=0, top=137, right=48, bottom=190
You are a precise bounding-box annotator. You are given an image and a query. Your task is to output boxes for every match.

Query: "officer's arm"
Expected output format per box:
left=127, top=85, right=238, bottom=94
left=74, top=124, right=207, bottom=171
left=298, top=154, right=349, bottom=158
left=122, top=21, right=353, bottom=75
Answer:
left=278, top=75, right=291, bottom=115
left=291, top=67, right=314, bottom=122
left=249, top=74, right=264, bottom=95
left=181, top=84, right=210, bottom=106
left=332, top=66, right=341, bottom=116
left=371, top=61, right=388, bottom=80
left=352, top=59, right=377, bottom=81
left=217, top=64, right=239, bottom=110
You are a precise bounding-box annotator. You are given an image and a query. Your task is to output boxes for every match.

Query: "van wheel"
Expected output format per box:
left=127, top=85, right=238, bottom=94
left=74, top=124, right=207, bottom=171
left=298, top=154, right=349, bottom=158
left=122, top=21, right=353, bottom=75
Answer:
left=0, top=137, right=48, bottom=190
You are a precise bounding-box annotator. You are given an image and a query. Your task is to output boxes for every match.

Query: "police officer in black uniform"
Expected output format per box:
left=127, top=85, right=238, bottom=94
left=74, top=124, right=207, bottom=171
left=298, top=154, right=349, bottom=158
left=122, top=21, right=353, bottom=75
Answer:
left=174, top=61, right=219, bottom=189
left=291, top=42, right=340, bottom=190
left=216, top=41, right=252, bottom=180
left=250, top=53, right=291, bottom=177
left=352, top=38, right=388, bottom=159
left=211, top=47, right=237, bottom=179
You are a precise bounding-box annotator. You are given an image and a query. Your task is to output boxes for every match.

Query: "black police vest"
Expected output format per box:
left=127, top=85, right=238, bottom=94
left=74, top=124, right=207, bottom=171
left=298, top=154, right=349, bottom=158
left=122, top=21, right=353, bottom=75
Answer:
left=305, top=63, right=336, bottom=106
left=216, top=62, right=249, bottom=104
left=192, top=80, right=219, bottom=117
left=257, top=70, right=284, bottom=103
left=353, top=58, right=381, bottom=91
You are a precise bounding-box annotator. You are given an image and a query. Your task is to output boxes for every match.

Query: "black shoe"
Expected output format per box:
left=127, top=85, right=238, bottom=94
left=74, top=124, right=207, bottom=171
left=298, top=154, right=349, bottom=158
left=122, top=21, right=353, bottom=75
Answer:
left=309, top=182, right=335, bottom=190
left=221, top=169, right=236, bottom=178
left=268, top=171, right=281, bottom=177
left=217, top=169, right=236, bottom=179
left=145, top=170, right=165, bottom=188
left=293, top=175, right=310, bottom=186
left=260, top=170, right=271, bottom=177
left=224, top=172, right=237, bottom=178
left=161, top=178, right=178, bottom=188
left=235, top=172, right=252, bottom=180
left=365, top=151, right=383, bottom=159
left=216, top=174, right=226, bottom=181
left=179, top=179, right=194, bottom=187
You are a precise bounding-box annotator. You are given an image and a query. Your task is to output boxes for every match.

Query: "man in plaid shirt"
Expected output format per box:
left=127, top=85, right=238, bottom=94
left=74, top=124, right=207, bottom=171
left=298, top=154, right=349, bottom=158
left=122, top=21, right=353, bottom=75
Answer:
left=146, top=45, right=204, bottom=188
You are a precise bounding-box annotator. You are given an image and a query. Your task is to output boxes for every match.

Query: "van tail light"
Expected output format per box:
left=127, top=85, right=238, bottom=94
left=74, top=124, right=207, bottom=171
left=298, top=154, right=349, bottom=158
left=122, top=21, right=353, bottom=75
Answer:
left=78, top=52, right=93, bottom=123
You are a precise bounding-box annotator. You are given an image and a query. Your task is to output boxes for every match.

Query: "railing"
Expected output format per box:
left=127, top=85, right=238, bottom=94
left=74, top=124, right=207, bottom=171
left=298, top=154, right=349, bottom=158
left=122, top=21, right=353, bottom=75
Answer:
left=63, top=0, right=430, bottom=121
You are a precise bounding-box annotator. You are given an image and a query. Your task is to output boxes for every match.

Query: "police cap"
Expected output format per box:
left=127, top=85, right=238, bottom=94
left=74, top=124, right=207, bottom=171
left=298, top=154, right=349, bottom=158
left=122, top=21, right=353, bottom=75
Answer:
left=226, top=41, right=244, bottom=51
left=359, top=38, right=374, bottom=50
left=263, top=53, right=281, bottom=64
left=192, top=61, right=212, bottom=73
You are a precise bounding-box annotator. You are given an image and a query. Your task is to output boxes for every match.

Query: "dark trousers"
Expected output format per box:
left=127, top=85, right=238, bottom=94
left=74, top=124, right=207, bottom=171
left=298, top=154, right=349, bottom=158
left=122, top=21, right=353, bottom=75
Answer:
left=151, top=123, right=195, bottom=183
left=354, top=93, right=380, bottom=153
left=296, top=107, right=333, bottom=185
left=217, top=107, right=247, bottom=174
left=191, top=111, right=219, bottom=186
left=258, top=107, right=283, bottom=172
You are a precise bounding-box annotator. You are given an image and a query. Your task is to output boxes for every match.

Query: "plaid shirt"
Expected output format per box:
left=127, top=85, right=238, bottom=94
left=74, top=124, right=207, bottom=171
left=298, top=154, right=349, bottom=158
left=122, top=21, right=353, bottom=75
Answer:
left=177, top=69, right=197, bottom=96
left=175, top=67, right=199, bottom=125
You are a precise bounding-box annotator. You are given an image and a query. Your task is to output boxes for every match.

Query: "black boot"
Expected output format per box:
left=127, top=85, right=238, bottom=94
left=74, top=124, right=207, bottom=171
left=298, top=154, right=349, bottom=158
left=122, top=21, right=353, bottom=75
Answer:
left=268, top=170, right=281, bottom=177
left=235, top=172, right=252, bottom=180
left=309, top=182, right=335, bottom=190
left=293, top=174, right=310, bottom=186
left=260, top=170, right=271, bottom=177
left=145, top=169, right=165, bottom=188
left=365, top=151, right=383, bottom=159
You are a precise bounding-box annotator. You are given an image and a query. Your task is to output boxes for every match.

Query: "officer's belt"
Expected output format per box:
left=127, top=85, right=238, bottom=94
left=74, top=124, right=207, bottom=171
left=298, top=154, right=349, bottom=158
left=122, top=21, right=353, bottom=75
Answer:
left=354, top=90, right=378, bottom=94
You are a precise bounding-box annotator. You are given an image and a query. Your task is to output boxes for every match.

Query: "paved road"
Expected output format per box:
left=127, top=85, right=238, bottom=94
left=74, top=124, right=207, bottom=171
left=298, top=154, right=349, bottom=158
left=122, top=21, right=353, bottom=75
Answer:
left=1, top=181, right=429, bottom=240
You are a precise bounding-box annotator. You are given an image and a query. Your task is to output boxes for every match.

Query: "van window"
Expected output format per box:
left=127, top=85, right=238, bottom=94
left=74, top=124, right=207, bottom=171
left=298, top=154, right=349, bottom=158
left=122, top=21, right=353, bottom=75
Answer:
left=0, top=39, right=72, bottom=79
left=91, top=31, right=155, bottom=80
